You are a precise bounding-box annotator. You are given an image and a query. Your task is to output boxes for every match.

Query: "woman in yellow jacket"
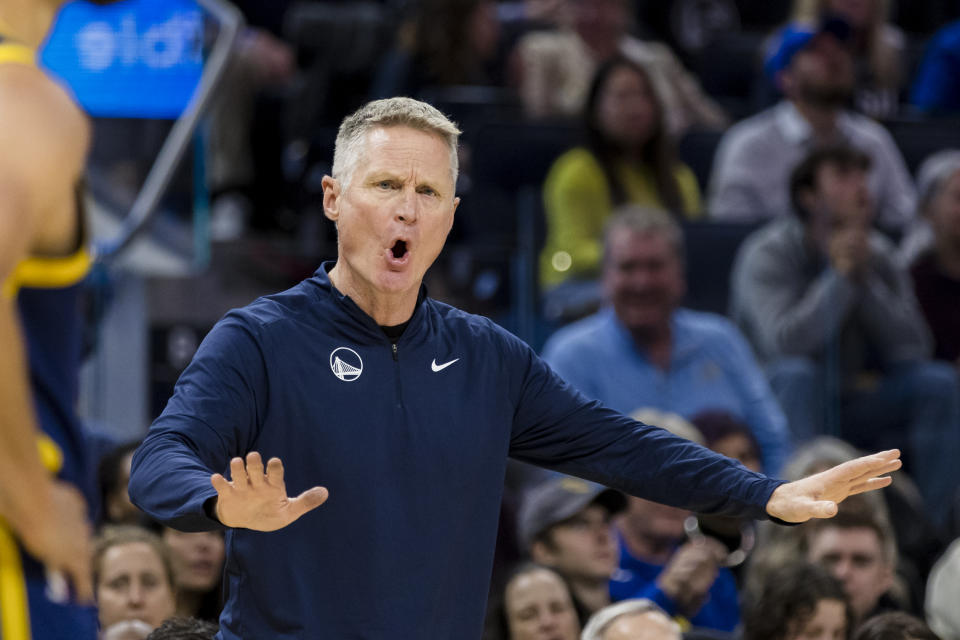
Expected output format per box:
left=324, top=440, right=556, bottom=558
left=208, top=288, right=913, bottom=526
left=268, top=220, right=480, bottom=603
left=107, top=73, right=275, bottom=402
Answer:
left=540, top=56, right=702, bottom=292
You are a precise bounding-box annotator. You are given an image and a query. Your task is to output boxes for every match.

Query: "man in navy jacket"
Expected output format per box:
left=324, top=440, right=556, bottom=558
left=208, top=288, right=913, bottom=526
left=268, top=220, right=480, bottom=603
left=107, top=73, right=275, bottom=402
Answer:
left=129, top=97, right=901, bottom=639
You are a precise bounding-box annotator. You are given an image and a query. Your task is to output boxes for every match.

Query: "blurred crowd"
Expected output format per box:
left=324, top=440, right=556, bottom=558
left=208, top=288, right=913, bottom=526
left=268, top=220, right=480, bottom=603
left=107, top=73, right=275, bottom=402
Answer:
left=79, top=0, right=960, bottom=637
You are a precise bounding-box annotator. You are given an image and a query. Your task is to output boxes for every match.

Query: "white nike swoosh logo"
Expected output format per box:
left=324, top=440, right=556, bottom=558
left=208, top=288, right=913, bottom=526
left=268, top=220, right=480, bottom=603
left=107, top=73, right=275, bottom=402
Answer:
left=431, top=358, right=460, bottom=372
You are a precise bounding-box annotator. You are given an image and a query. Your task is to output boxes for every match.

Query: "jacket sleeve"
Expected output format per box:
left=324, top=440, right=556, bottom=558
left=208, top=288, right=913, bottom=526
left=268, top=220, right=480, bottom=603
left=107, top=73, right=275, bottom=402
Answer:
left=506, top=336, right=782, bottom=520
left=129, top=313, right=268, bottom=531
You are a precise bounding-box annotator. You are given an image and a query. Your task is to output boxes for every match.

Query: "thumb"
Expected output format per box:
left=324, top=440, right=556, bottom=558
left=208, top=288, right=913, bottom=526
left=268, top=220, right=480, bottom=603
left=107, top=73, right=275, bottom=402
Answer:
left=809, top=500, right=838, bottom=519
left=288, top=486, right=329, bottom=520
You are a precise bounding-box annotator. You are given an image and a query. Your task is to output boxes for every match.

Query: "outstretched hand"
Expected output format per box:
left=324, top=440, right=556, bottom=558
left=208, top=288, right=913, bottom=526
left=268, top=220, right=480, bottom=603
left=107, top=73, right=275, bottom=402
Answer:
left=765, top=449, right=901, bottom=523
left=210, top=452, right=329, bottom=531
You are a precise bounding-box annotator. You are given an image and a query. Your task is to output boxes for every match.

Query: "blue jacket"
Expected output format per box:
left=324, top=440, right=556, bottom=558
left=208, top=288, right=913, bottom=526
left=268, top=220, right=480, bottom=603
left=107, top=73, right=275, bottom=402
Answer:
left=610, top=536, right=740, bottom=632
left=129, top=264, right=781, bottom=639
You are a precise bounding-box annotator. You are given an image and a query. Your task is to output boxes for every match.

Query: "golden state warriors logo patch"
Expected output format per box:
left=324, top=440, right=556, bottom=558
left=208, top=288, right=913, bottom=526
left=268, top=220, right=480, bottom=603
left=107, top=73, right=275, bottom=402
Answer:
left=329, top=347, right=363, bottom=382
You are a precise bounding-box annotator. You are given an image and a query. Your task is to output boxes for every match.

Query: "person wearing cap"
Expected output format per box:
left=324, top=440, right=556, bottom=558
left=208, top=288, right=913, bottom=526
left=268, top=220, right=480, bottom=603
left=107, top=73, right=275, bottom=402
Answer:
left=519, top=476, right=627, bottom=619
left=707, top=14, right=915, bottom=232
left=905, top=149, right=960, bottom=369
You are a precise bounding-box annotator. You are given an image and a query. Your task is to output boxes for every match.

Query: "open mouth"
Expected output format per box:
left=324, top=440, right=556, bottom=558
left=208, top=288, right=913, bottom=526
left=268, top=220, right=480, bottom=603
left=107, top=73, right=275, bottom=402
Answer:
left=390, top=239, right=408, bottom=259
left=385, top=238, right=411, bottom=268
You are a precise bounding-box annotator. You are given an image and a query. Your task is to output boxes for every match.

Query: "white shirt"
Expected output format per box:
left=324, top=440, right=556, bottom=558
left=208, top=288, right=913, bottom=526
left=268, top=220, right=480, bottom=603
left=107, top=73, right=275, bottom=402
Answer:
left=707, top=101, right=916, bottom=230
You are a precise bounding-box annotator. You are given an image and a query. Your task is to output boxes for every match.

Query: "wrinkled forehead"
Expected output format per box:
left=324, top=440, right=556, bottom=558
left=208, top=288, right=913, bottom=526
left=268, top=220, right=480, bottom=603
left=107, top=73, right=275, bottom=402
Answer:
left=355, top=126, right=455, bottom=181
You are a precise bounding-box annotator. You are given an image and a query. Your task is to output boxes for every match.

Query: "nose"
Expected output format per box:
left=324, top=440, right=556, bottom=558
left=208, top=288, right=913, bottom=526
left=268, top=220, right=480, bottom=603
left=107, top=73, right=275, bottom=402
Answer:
left=126, top=581, right=145, bottom=607
left=832, top=558, right=853, bottom=582
left=539, top=612, right=559, bottom=631
left=395, top=188, right=419, bottom=224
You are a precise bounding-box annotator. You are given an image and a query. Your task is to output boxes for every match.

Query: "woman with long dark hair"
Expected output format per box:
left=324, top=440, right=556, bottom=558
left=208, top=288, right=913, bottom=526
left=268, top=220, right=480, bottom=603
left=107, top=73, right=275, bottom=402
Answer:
left=540, top=57, right=702, bottom=291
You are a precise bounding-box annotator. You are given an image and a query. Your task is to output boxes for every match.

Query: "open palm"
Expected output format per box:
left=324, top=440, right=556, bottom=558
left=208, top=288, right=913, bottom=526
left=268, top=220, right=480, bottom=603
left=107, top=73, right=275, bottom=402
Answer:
left=766, top=449, right=902, bottom=523
left=210, top=452, right=329, bottom=531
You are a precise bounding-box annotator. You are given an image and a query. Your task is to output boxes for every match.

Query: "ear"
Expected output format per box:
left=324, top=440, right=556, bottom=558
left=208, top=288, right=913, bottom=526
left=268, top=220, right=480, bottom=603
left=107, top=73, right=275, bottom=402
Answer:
left=322, top=176, right=341, bottom=222
left=776, top=69, right=793, bottom=96
left=447, top=196, right=460, bottom=234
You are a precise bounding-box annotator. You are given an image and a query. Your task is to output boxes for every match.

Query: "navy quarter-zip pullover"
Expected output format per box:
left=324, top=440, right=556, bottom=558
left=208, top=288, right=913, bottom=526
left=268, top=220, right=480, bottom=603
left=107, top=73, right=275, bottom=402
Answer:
left=130, top=263, right=781, bottom=639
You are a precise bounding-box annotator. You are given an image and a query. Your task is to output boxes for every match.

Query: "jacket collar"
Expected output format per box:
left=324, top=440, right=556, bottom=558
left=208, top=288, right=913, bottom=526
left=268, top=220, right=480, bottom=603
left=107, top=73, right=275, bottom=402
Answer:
left=309, top=262, right=430, bottom=343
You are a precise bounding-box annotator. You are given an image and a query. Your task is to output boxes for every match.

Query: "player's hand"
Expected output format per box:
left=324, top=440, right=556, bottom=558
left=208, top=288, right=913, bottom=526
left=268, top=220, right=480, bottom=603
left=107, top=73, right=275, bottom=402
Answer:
left=17, top=480, right=93, bottom=602
left=766, top=449, right=901, bottom=523
left=210, top=452, right=328, bottom=531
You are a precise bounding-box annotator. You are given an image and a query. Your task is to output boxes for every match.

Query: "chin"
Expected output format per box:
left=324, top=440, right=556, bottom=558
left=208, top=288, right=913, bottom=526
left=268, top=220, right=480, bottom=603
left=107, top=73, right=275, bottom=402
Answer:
left=376, top=269, right=419, bottom=294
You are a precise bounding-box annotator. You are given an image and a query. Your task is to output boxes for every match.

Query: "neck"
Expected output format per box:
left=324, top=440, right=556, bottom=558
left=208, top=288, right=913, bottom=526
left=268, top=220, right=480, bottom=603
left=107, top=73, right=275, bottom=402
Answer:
left=567, top=576, right=611, bottom=615
left=629, top=324, right=672, bottom=369
left=579, top=30, right=620, bottom=61
left=175, top=588, right=204, bottom=618
left=792, top=99, right=840, bottom=141
left=328, top=263, right=418, bottom=326
left=0, top=0, right=58, bottom=48
left=934, top=236, right=960, bottom=279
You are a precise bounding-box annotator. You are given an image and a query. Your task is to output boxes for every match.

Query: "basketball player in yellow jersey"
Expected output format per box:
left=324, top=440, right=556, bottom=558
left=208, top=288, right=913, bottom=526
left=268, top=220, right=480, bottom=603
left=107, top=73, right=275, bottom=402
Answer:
left=0, top=0, right=105, bottom=636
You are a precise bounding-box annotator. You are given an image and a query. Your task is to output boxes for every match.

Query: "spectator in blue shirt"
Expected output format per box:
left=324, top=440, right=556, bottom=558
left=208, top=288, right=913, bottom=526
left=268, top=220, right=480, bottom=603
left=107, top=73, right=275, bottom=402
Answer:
left=542, top=205, right=792, bottom=474
left=910, top=21, right=960, bottom=114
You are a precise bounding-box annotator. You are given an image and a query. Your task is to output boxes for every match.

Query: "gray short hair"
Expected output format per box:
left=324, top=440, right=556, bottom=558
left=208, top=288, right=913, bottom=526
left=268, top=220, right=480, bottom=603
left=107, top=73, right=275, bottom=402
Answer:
left=332, top=97, right=461, bottom=189
left=581, top=599, right=680, bottom=640
left=916, top=149, right=960, bottom=215
left=602, top=205, right=685, bottom=265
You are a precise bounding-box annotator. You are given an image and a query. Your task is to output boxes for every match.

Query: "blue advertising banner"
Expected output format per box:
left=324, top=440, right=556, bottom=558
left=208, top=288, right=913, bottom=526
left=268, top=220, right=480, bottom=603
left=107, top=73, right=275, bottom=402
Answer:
left=41, top=0, right=203, bottom=118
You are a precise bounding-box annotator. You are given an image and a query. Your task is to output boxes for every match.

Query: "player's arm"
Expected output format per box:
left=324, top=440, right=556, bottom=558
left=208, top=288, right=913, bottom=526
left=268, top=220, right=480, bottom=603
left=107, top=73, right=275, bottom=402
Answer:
left=0, top=63, right=92, bottom=599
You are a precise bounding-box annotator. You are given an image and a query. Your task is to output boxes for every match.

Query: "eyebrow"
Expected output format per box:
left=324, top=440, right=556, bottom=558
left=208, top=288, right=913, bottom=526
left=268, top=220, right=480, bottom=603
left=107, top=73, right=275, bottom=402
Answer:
left=364, top=172, right=446, bottom=197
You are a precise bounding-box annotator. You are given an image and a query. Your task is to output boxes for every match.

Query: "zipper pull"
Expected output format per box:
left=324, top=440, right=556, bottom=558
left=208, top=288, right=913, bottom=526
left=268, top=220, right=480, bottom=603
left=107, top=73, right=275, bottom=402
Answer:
left=392, top=343, right=398, bottom=361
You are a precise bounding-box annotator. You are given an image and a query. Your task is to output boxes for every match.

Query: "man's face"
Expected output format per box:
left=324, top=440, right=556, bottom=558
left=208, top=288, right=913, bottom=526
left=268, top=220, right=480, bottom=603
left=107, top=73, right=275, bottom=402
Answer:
left=533, top=504, right=619, bottom=581
left=505, top=569, right=581, bottom=640
left=574, top=0, right=629, bottom=39
left=602, top=611, right=681, bottom=640
left=620, top=497, right=688, bottom=544
left=323, top=126, right=459, bottom=300
left=928, top=169, right=960, bottom=250
left=804, top=164, right=873, bottom=251
left=807, top=526, right=892, bottom=621
left=783, top=35, right=854, bottom=107
left=603, top=230, right=684, bottom=336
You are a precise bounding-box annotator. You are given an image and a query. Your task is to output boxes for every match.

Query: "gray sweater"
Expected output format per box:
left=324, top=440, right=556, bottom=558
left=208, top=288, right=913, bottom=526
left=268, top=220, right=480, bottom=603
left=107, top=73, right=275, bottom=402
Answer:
left=730, top=218, right=930, bottom=378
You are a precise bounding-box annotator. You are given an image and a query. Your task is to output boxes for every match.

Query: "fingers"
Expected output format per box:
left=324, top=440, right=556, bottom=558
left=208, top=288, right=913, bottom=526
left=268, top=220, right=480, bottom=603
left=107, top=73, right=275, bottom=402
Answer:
left=287, top=486, right=329, bottom=522
left=229, top=457, right=248, bottom=491
left=210, top=473, right=231, bottom=495
left=265, top=457, right=284, bottom=486
left=844, top=450, right=901, bottom=475
left=67, top=554, right=93, bottom=603
left=246, top=452, right=265, bottom=489
left=847, top=476, right=893, bottom=496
